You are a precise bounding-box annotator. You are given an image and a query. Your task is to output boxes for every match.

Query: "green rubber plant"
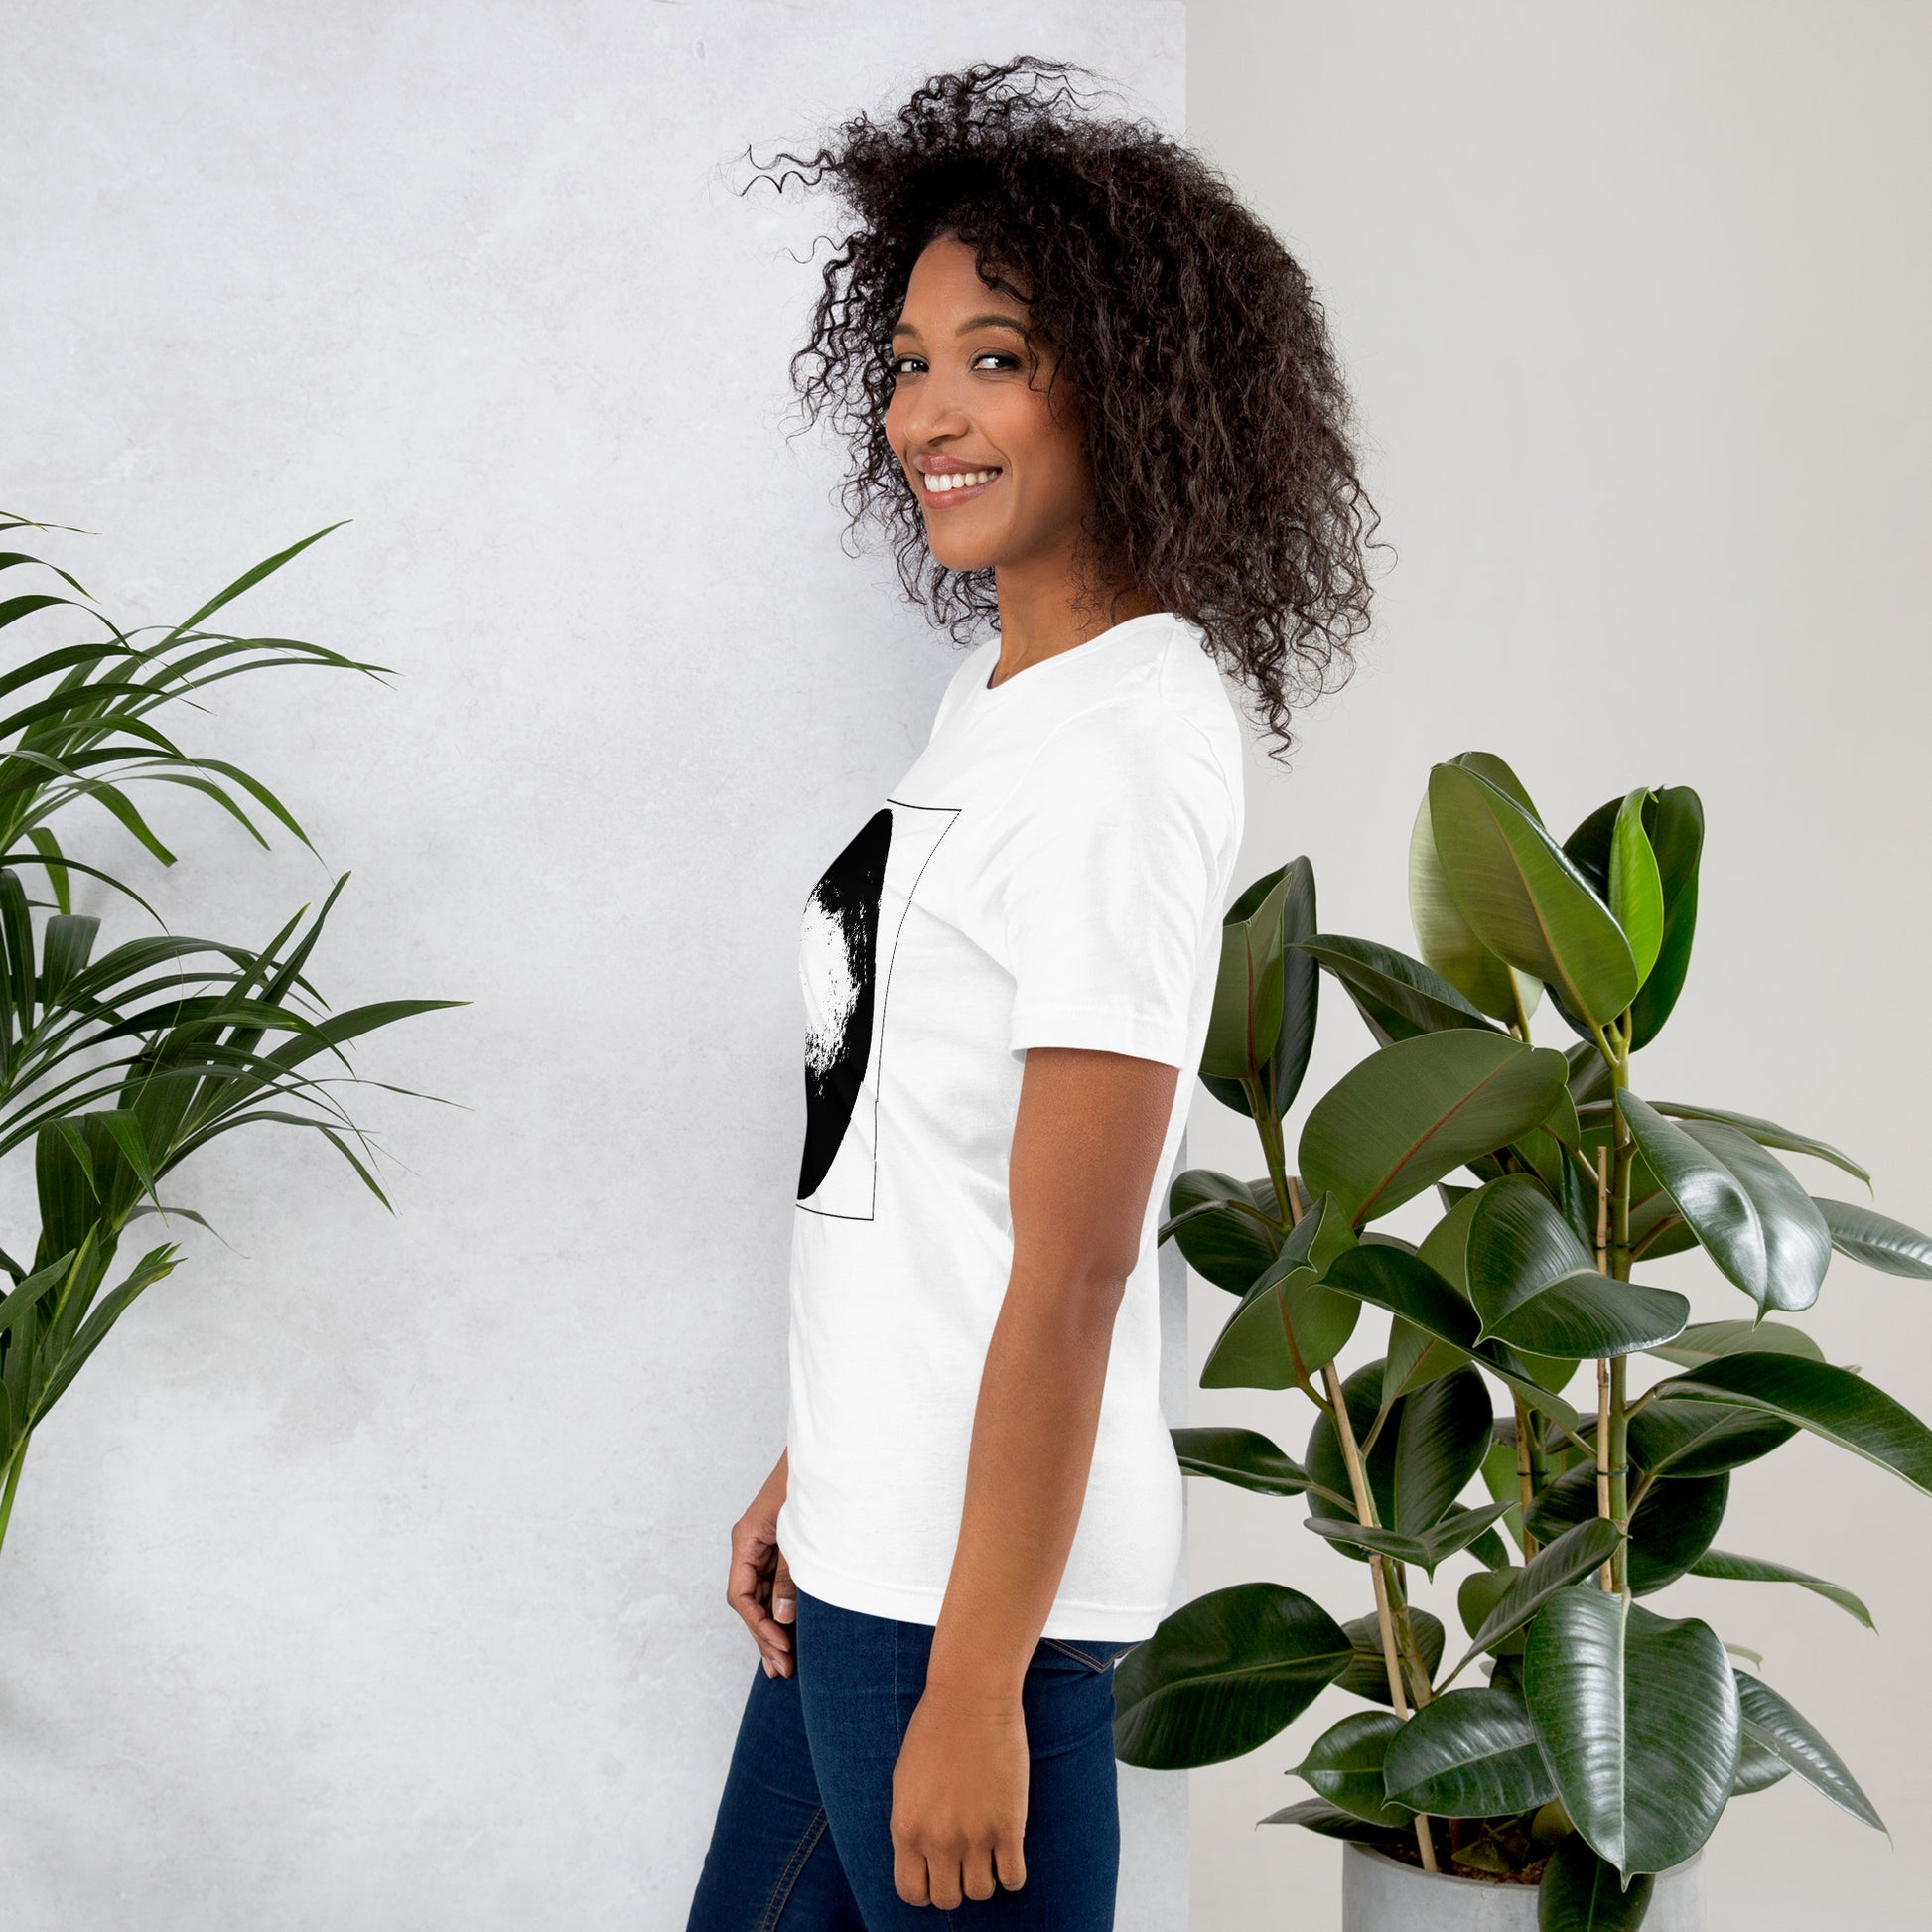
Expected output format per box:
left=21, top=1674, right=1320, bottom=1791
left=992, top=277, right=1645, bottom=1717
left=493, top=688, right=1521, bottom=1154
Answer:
left=0, top=512, right=461, bottom=1562
left=1114, top=751, right=1931, bottom=1928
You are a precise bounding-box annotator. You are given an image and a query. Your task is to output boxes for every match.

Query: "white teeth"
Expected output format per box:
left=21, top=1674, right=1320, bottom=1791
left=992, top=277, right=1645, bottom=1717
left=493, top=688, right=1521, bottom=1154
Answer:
left=927, top=468, right=998, bottom=492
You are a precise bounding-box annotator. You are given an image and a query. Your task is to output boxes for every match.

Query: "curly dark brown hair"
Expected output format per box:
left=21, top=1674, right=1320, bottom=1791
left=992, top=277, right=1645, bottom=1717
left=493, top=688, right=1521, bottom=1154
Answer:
left=746, top=55, right=1384, bottom=760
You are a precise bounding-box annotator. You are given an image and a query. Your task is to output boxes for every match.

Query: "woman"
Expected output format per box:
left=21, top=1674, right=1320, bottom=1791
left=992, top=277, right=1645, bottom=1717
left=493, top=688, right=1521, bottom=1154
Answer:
left=688, top=57, right=1376, bottom=1930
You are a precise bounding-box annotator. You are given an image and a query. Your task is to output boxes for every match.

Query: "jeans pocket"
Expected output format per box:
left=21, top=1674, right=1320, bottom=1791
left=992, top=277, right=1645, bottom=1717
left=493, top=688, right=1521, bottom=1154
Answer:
left=1035, top=1635, right=1140, bottom=1674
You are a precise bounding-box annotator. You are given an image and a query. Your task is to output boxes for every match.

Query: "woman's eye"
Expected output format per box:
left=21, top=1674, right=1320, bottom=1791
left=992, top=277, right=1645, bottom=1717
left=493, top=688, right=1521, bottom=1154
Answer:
left=885, top=351, right=1017, bottom=378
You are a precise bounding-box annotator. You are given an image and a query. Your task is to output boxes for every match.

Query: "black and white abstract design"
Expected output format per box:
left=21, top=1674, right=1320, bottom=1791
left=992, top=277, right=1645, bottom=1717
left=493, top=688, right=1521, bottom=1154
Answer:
left=796, top=798, right=958, bottom=1219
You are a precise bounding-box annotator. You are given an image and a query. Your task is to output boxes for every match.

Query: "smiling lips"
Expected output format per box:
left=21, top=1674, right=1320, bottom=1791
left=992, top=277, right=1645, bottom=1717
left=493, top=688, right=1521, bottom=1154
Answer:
left=918, top=465, right=1002, bottom=505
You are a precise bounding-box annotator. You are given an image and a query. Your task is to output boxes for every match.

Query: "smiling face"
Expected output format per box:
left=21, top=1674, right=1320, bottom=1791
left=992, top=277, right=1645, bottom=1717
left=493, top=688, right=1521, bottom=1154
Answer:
left=884, top=232, right=1096, bottom=580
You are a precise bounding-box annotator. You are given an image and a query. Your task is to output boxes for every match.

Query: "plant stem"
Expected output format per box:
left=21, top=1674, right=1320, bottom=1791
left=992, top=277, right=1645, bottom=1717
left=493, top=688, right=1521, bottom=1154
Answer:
left=1319, top=1358, right=1439, bottom=1874
left=1512, top=1395, right=1539, bottom=1559
left=1507, top=969, right=1534, bottom=1042
left=1593, top=1145, right=1615, bottom=1591
left=1248, top=1075, right=1294, bottom=1231
left=0, top=1433, right=27, bottom=1561
left=1603, top=1027, right=1636, bottom=1595
left=1607, top=1354, right=1630, bottom=1594
left=1393, top=1599, right=1437, bottom=1712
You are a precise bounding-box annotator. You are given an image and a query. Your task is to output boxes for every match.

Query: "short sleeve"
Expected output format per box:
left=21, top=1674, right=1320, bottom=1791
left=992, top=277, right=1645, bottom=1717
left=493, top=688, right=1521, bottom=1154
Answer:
left=988, top=702, right=1237, bottom=1069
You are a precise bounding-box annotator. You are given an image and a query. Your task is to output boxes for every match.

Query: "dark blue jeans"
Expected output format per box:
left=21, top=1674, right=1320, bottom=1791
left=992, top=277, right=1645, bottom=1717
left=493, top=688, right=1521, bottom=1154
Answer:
left=685, top=1587, right=1138, bottom=1930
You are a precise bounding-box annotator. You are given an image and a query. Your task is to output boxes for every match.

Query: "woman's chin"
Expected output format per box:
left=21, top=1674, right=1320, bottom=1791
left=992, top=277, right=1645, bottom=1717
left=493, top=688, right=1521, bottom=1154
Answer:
left=921, top=526, right=1009, bottom=575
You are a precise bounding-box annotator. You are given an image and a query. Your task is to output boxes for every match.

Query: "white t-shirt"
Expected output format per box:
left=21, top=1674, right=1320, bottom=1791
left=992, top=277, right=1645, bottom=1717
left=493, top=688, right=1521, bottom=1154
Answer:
left=775, top=610, right=1247, bottom=1640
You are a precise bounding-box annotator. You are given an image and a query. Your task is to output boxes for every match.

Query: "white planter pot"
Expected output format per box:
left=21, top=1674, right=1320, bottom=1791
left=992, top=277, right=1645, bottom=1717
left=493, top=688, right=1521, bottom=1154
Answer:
left=1341, top=1842, right=1704, bottom=1931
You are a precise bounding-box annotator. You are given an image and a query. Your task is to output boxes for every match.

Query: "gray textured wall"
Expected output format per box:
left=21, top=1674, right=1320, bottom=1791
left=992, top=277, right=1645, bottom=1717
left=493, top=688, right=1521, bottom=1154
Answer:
left=1185, top=5, right=1931, bottom=1928
left=0, top=6, right=1189, bottom=1927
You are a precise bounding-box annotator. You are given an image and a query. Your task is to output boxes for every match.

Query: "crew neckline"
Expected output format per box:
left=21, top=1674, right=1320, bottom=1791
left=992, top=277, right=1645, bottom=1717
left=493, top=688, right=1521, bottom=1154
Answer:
left=978, top=610, right=1176, bottom=694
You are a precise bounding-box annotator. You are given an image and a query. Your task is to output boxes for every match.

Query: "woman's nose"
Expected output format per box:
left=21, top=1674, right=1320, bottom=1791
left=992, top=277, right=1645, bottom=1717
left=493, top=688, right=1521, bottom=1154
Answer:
left=896, top=379, right=972, bottom=448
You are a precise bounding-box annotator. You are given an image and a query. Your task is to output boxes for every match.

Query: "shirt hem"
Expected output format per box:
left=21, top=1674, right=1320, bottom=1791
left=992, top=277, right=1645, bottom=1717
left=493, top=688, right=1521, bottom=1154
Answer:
left=779, top=1534, right=1172, bottom=1643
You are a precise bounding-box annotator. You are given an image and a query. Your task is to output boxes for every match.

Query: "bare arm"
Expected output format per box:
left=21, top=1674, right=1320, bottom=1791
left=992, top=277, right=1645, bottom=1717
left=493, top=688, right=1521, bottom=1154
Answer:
left=890, top=1043, right=1180, bottom=1907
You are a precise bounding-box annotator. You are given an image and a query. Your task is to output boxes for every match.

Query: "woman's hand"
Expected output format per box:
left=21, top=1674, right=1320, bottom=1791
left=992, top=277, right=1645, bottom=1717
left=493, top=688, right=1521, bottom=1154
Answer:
left=890, top=1679, right=1030, bottom=1907
left=727, top=1449, right=797, bottom=1677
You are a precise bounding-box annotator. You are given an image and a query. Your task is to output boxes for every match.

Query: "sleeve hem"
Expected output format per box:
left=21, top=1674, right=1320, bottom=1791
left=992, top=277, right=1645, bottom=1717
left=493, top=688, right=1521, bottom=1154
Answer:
left=1009, top=1003, right=1191, bottom=1070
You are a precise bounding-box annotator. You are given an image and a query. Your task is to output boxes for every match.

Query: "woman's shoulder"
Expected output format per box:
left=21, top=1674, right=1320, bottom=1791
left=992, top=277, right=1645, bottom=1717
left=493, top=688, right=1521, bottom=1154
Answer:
left=1033, top=635, right=1244, bottom=832
left=1081, top=614, right=1247, bottom=799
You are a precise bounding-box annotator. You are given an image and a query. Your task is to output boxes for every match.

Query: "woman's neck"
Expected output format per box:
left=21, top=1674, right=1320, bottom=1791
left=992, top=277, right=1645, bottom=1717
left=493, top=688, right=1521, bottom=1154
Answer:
left=989, top=554, right=1161, bottom=685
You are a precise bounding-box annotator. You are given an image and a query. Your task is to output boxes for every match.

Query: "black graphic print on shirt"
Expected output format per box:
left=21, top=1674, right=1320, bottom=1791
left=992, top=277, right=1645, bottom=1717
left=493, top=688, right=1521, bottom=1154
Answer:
left=797, top=808, right=890, bottom=1202
left=796, top=798, right=959, bottom=1220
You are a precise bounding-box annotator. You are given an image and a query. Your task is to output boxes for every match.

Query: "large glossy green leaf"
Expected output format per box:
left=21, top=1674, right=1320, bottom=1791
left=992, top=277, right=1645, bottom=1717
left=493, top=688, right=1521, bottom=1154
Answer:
left=1113, top=1582, right=1354, bottom=1768
left=1171, top=1427, right=1313, bottom=1498
left=1645, top=1318, right=1822, bottom=1369
left=1295, top=1711, right=1413, bottom=1827
left=1526, top=1465, right=1728, bottom=1595
left=1382, top=1686, right=1557, bottom=1817
left=1688, top=1550, right=1874, bottom=1631
left=1657, top=1353, right=1932, bottom=1496
left=1454, top=751, right=1545, bottom=822
left=1329, top=1247, right=1485, bottom=1363
left=1417, top=1181, right=1487, bottom=1291
left=1202, top=858, right=1319, bottom=1120
left=1626, top=786, right=1703, bottom=1049
left=1458, top=1568, right=1528, bottom=1660
left=1538, top=1832, right=1657, bottom=1930
left=1200, top=1192, right=1360, bottom=1388
left=1382, top=1315, right=1467, bottom=1405
left=1257, top=1796, right=1407, bottom=1842
left=1572, top=1116, right=1762, bottom=1272
left=1306, top=1500, right=1515, bottom=1579
left=1616, top=1094, right=1831, bottom=1313
left=1446, top=1518, right=1626, bottom=1680
left=1410, top=786, right=1527, bottom=1021
left=1731, top=1728, right=1794, bottom=1796
left=1322, top=1244, right=1585, bottom=1436
left=1465, top=1174, right=1592, bottom=1320
left=1670, top=1125, right=1829, bottom=1308
left=1301, top=1033, right=1571, bottom=1229
left=1166, top=1170, right=1280, bottom=1293
left=1626, top=1399, right=1796, bottom=1477
left=1200, top=1274, right=1360, bottom=1390
left=1813, top=1196, right=1932, bottom=1279
left=1581, top=1099, right=1869, bottom=1186
left=1428, top=763, right=1638, bottom=1029
left=1523, top=1589, right=1739, bottom=1879
left=1490, top=1274, right=1690, bottom=1362
left=1462, top=1174, right=1688, bottom=1357
left=1393, top=1363, right=1493, bottom=1534
left=1307, top=1360, right=1399, bottom=1563
left=1607, top=788, right=1663, bottom=986
left=1295, top=933, right=1502, bottom=1043
left=1336, top=1609, right=1446, bottom=1706
left=1564, top=786, right=1704, bottom=1051
left=1422, top=1183, right=1577, bottom=1400
left=1734, top=1671, right=1884, bottom=1831
left=1202, top=868, right=1289, bottom=1082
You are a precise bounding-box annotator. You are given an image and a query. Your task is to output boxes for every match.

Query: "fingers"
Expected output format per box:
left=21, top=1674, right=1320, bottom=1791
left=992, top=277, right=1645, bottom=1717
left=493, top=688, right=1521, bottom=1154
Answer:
left=726, top=1524, right=794, bottom=1677
left=891, top=1835, right=1018, bottom=1906
left=772, top=1551, right=796, bottom=1627
left=893, top=1841, right=931, bottom=1908
left=994, top=1829, right=1027, bottom=1894
left=925, top=1855, right=965, bottom=1913
left=961, top=1843, right=1000, bottom=1904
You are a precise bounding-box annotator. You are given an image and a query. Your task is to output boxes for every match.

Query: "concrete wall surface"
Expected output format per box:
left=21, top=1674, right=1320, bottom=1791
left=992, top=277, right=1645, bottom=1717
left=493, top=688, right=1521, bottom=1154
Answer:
left=0, top=6, right=1189, bottom=1927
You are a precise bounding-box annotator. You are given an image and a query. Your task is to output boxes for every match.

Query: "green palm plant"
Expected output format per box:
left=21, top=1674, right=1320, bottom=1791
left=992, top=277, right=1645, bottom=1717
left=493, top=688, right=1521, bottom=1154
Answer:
left=1117, top=751, right=1931, bottom=1928
left=0, top=512, right=460, bottom=1558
